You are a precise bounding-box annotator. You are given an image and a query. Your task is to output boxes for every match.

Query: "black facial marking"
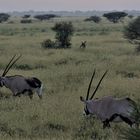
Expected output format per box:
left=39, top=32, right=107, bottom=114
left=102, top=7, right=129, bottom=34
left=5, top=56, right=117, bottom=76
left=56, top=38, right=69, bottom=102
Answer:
left=84, top=105, right=90, bottom=115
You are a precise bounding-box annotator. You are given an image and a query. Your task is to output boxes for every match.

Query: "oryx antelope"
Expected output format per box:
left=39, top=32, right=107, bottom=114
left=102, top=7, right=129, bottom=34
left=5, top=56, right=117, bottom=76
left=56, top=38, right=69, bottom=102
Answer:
left=80, top=41, right=87, bottom=48
left=0, top=55, right=43, bottom=99
left=80, top=69, right=138, bottom=128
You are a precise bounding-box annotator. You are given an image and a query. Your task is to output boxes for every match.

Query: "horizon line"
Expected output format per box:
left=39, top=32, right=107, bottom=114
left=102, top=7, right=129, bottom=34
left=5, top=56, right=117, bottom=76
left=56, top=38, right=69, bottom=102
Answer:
left=4, top=9, right=140, bottom=13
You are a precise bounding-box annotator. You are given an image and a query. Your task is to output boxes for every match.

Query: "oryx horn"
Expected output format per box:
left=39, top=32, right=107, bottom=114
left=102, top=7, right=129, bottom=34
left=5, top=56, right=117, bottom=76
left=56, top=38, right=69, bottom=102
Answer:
left=2, top=54, right=22, bottom=77
left=90, top=70, right=108, bottom=100
left=86, top=69, right=96, bottom=100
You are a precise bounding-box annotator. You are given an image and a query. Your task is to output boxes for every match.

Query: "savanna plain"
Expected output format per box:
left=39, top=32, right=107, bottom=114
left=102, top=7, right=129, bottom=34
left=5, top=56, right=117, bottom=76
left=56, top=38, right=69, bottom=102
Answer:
left=0, top=16, right=140, bottom=140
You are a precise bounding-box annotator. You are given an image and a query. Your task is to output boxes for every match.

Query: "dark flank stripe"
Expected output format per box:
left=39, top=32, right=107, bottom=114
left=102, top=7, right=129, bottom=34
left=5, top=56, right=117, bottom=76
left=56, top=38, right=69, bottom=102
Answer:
left=109, top=113, right=133, bottom=126
left=26, top=77, right=42, bottom=88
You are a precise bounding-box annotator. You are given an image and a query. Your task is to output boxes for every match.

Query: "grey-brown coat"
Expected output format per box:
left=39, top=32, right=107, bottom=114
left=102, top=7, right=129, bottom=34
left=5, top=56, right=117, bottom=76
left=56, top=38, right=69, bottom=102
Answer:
left=0, top=55, right=43, bottom=99
left=80, top=69, right=138, bottom=128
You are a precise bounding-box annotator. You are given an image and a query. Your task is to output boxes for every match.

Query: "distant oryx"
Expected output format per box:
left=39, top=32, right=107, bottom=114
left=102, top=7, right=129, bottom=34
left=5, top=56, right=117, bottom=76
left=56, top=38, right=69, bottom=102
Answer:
left=0, top=55, right=43, bottom=99
left=80, top=41, right=87, bottom=48
left=80, top=69, right=138, bottom=128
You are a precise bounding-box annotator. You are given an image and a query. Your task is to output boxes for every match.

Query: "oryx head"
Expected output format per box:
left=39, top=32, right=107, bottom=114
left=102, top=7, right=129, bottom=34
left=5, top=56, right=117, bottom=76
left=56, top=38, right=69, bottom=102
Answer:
left=0, top=55, right=21, bottom=87
left=80, top=69, right=108, bottom=116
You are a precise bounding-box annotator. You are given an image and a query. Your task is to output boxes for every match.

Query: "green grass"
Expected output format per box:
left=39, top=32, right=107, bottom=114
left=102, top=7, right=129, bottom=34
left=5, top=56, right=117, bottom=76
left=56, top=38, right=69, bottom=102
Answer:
left=0, top=17, right=139, bottom=139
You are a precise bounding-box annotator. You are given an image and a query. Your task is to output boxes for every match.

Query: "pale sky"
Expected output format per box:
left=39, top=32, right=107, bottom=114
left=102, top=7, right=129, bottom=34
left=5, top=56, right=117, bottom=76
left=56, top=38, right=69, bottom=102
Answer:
left=0, top=0, right=140, bottom=12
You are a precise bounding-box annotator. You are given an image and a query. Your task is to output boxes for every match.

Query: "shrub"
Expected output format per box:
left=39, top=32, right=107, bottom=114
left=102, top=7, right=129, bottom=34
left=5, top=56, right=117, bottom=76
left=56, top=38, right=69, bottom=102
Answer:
left=124, top=16, right=140, bottom=52
left=52, top=22, right=74, bottom=48
left=22, top=15, right=31, bottom=18
left=41, top=39, right=55, bottom=49
left=20, top=19, right=32, bottom=23
left=84, top=16, right=101, bottom=23
left=0, top=13, right=10, bottom=23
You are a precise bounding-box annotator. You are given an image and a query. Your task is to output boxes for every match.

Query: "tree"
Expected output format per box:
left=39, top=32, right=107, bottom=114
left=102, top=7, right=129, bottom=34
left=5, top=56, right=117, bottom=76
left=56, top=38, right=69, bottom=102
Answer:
left=124, top=16, right=140, bottom=52
left=84, top=16, right=101, bottom=23
left=103, top=12, right=128, bottom=23
left=34, top=14, right=58, bottom=21
left=52, top=22, right=74, bottom=48
left=0, top=13, right=10, bottom=23
left=22, top=15, right=31, bottom=18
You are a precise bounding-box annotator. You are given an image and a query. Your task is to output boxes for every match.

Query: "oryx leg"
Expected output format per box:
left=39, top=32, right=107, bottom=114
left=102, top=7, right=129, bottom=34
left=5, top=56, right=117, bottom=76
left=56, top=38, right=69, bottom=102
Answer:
left=103, top=119, right=111, bottom=129
left=13, top=92, right=21, bottom=97
left=117, top=114, right=133, bottom=127
left=27, top=90, right=33, bottom=99
left=103, top=114, right=119, bottom=129
left=108, top=113, right=134, bottom=127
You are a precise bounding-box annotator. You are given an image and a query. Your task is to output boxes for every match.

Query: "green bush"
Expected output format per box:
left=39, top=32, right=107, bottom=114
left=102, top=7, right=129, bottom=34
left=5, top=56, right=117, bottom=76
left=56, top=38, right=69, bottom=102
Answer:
left=0, top=13, right=10, bottom=23
left=20, top=19, right=32, bottom=23
left=84, top=16, right=101, bottom=23
left=52, top=22, right=74, bottom=48
left=124, top=16, right=140, bottom=52
left=41, top=39, right=55, bottom=49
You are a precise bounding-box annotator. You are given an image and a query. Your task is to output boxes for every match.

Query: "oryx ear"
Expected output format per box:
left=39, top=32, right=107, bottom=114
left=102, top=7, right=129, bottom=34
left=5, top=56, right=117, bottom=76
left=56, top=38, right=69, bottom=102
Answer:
left=80, top=96, right=86, bottom=102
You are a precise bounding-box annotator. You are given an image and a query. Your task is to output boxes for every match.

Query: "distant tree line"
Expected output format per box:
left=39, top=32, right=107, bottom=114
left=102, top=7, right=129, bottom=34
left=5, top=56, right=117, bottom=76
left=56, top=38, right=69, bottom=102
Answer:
left=84, top=12, right=128, bottom=23
left=0, top=11, right=133, bottom=24
left=0, top=13, right=60, bottom=23
left=34, top=14, right=59, bottom=21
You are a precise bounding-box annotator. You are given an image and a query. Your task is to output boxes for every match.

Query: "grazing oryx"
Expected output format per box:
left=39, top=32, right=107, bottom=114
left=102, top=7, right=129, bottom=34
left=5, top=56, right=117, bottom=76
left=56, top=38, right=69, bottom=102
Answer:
left=80, top=41, right=87, bottom=48
left=0, top=55, right=43, bottom=99
left=80, top=69, right=138, bottom=128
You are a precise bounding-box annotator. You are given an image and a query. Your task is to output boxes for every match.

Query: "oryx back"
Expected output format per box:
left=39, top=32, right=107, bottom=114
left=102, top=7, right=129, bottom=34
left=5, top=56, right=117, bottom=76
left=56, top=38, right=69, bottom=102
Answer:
left=4, top=75, right=32, bottom=94
left=88, top=96, right=135, bottom=122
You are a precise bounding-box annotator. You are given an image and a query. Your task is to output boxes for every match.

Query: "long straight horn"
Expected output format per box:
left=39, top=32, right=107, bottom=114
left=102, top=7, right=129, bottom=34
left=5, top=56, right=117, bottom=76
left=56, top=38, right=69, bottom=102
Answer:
left=2, top=55, right=16, bottom=76
left=90, top=70, right=108, bottom=100
left=2, top=54, right=21, bottom=77
left=86, top=69, right=96, bottom=100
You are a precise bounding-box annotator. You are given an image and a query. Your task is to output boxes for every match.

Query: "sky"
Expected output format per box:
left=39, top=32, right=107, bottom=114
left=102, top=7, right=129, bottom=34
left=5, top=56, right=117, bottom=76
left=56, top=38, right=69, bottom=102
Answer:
left=0, top=0, right=140, bottom=12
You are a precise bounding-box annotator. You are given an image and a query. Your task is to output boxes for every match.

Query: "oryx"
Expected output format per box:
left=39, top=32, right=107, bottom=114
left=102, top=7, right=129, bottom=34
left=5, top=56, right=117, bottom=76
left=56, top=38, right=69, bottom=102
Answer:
left=80, top=41, right=87, bottom=48
left=80, top=69, right=138, bottom=128
left=0, top=55, right=43, bottom=99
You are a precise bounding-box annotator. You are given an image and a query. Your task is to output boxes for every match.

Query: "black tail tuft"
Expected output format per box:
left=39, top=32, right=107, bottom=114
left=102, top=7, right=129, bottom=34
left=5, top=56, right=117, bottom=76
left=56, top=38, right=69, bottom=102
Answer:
left=26, top=77, right=42, bottom=88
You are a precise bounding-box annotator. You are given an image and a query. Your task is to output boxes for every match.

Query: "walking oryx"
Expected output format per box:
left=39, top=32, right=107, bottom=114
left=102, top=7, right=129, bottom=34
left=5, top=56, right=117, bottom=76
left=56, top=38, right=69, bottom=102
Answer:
left=0, top=55, right=43, bottom=99
left=80, top=69, right=138, bottom=128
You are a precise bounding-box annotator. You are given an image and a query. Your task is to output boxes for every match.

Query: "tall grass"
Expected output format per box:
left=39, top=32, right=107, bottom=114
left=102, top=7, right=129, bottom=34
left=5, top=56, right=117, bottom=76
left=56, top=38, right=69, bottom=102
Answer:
left=0, top=16, right=139, bottom=139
